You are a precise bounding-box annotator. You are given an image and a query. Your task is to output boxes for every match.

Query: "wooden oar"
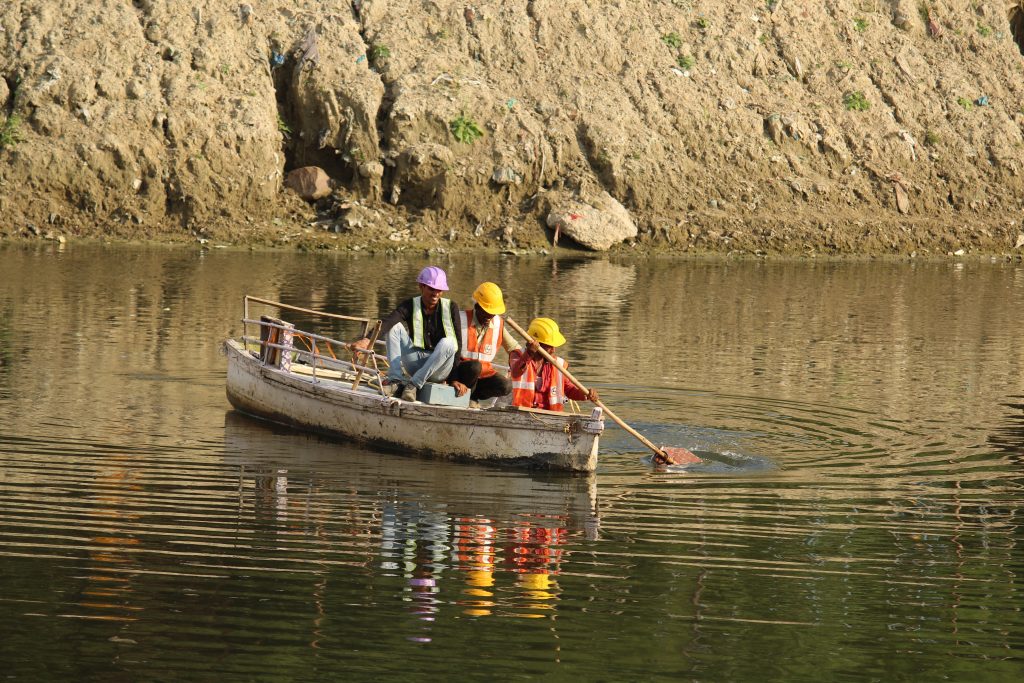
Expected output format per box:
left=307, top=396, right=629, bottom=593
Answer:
left=505, top=317, right=700, bottom=466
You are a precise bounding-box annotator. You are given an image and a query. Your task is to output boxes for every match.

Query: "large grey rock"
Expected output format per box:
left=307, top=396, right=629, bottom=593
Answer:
left=546, top=191, right=637, bottom=251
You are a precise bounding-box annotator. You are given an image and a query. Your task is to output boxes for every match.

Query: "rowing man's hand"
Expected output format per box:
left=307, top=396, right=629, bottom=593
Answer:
left=587, top=388, right=600, bottom=403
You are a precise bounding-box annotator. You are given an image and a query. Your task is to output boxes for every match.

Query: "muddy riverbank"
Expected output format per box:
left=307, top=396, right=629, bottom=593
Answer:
left=3, top=2, right=1024, bottom=258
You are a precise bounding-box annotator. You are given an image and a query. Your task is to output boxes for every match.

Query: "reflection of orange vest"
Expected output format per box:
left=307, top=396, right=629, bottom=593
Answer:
left=506, top=523, right=566, bottom=575
left=458, top=310, right=503, bottom=378
left=511, top=355, right=567, bottom=411
left=454, top=518, right=496, bottom=569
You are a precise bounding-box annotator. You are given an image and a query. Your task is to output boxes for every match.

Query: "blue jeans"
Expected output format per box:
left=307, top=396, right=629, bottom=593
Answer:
left=386, top=325, right=457, bottom=389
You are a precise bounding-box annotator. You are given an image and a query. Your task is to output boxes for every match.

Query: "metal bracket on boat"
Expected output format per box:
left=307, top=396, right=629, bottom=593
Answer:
left=564, top=420, right=581, bottom=444
left=379, top=396, right=401, bottom=415
left=582, top=406, right=604, bottom=434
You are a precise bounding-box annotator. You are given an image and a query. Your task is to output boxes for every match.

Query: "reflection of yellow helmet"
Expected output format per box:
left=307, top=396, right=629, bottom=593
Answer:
left=466, top=570, right=495, bottom=588
left=527, top=318, right=566, bottom=347
left=472, top=282, right=506, bottom=315
left=519, top=573, right=552, bottom=591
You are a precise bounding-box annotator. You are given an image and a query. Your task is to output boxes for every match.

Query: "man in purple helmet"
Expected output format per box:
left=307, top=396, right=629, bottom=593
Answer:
left=354, top=265, right=463, bottom=402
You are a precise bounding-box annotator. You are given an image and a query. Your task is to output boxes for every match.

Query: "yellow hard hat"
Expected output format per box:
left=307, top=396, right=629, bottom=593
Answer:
left=472, top=282, right=506, bottom=315
left=527, top=318, right=566, bottom=347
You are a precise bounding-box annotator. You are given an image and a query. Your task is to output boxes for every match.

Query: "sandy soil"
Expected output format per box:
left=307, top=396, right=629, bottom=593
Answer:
left=2, top=1, right=1024, bottom=258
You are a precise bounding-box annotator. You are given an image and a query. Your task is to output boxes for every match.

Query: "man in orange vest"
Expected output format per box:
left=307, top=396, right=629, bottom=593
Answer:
left=451, top=282, right=520, bottom=404
left=509, top=318, right=598, bottom=411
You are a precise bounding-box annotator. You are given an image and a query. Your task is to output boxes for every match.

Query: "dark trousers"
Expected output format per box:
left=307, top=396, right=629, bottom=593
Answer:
left=455, top=360, right=512, bottom=400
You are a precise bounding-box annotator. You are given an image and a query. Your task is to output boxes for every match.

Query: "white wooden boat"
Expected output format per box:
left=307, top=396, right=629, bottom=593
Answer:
left=224, top=296, right=604, bottom=472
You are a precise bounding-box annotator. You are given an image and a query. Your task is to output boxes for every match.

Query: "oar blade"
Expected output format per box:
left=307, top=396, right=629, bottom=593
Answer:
left=659, top=447, right=701, bottom=466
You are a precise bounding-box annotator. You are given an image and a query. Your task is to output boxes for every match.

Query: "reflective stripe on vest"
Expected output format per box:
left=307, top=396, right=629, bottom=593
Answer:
left=549, top=357, right=566, bottom=406
left=511, top=355, right=567, bottom=411
left=458, top=310, right=502, bottom=375
left=411, top=296, right=455, bottom=349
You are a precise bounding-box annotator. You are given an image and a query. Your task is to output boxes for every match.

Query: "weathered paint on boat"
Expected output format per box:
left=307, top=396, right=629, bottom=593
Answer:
left=223, top=339, right=603, bottom=472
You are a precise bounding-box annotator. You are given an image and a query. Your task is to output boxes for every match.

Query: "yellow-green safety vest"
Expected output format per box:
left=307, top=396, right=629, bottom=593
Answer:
left=411, top=296, right=456, bottom=349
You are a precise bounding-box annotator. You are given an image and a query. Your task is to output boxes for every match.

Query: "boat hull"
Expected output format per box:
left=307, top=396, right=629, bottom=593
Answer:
left=223, top=340, right=602, bottom=471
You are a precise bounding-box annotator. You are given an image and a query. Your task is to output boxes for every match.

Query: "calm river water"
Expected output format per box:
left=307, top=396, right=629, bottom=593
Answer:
left=1, top=244, right=1022, bottom=681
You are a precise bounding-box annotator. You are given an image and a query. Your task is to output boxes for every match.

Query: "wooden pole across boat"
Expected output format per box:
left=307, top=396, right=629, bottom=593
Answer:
left=505, top=317, right=699, bottom=466
left=350, top=320, right=382, bottom=390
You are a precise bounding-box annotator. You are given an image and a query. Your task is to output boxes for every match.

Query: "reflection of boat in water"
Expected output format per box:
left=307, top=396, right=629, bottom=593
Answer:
left=223, top=296, right=604, bottom=472
left=222, top=411, right=600, bottom=538
left=224, top=412, right=600, bottom=624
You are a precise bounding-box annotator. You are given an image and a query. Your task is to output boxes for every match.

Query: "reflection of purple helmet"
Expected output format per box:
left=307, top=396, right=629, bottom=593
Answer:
left=416, top=265, right=449, bottom=291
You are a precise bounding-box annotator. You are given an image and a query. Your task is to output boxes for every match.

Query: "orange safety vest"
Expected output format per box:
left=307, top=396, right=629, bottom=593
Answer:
left=511, top=354, right=567, bottom=411
left=458, top=310, right=503, bottom=378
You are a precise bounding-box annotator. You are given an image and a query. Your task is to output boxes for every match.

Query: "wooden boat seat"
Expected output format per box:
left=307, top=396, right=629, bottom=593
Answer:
left=289, top=363, right=347, bottom=380
left=288, top=362, right=392, bottom=396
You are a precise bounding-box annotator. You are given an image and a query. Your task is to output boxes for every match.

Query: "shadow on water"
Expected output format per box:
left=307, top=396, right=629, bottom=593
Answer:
left=0, top=305, right=12, bottom=400
left=988, top=396, right=1024, bottom=460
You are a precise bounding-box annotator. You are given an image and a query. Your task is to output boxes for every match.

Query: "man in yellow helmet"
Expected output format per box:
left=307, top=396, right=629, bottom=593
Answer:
left=509, top=317, right=598, bottom=411
left=451, top=282, right=520, bottom=404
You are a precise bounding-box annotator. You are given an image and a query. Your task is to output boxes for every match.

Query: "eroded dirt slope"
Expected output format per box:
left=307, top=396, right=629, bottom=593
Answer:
left=2, top=1, right=1024, bottom=255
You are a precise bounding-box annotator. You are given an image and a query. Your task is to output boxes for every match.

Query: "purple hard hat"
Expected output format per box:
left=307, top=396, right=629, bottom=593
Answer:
left=416, top=265, right=449, bottom=291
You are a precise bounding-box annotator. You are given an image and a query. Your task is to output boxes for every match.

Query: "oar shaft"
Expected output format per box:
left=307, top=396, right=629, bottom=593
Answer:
left=505, top=317, right=669, bottom=461
left=595, top=401, right=667, bottom=454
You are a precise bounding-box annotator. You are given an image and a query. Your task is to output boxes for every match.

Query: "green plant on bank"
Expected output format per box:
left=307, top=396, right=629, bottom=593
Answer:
left=449, top=114, right=483, bottom=144
left=977, top=23, right=992, bottom=37
left=695, top=16, right=709, bottom=30
left=369, top=44, right=391, bottom=63
left=956, top=96, right=973, bottom=111
left=835, top=60, right=853, bottom=70
left=661, top=32, right=682, bottom=49
left=923, top=130, right=940, bottom=146
left=677, top=55, right=695, bottom=70
left=0, top=113, right=24, bottom=149
left=853, top=18, right=868, bottom=32
left=277, top=114, right=291, bottom=135
left=843, top=90, right=870, bottom=111
left=766, top=0, right=778, bottom=10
